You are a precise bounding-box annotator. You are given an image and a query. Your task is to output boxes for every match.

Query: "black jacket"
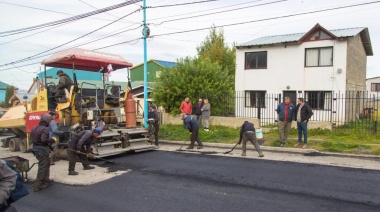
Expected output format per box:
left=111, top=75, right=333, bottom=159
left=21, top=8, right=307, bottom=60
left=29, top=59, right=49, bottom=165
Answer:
left=239, top=121, right=255, bottom=141
left=193, top=102, right=203, bottom=116
left=69, top=130, right=94, bottom=152
left=31, top=114, right=54, bottom=154
left=294, top=103, right=313, bottom=122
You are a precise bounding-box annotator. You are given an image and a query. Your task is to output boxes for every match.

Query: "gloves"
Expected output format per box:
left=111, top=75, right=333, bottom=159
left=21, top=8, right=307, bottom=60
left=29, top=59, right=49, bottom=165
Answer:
left=87, top=153, right=95, bottom=158
left=238, top=139, right=242, bottom=145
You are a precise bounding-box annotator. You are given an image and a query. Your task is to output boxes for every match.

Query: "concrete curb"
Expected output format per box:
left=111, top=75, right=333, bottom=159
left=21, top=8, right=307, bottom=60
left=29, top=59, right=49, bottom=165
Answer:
left=159, top=140, right=380, bottom=160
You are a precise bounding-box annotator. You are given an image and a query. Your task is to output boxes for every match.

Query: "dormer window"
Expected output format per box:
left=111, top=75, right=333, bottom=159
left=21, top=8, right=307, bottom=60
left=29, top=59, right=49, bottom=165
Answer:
left=308, top=30, right=333, bottom=41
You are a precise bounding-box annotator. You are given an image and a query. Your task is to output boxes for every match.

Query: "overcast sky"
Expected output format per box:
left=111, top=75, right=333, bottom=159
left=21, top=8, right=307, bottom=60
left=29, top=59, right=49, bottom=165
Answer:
left=0, top=0, right=379, bottom=90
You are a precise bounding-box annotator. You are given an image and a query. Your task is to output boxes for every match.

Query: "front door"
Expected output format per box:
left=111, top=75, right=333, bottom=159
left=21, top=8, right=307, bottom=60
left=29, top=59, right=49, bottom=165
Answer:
left=283, top=91, right=297, bottom=106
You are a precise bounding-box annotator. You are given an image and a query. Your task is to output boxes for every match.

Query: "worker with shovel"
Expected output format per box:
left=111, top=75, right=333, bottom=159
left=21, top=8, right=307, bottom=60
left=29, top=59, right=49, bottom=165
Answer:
left=67, top=128, right=102, bottom=176
left=181, top=113, right=203, bottom=150
left=239, top=121, right=264, bottom=157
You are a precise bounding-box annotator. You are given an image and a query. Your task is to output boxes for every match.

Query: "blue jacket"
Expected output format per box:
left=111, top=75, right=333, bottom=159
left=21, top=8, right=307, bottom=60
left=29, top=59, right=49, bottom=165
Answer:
left=183, top=115, right=199, bottom=132
left=49, top=120, right=61, bottom=138
left=276, top=103, right=295, bottom=122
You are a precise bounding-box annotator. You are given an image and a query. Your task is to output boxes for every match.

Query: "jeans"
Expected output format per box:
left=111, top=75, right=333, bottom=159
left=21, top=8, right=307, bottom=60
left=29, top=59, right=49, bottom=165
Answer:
left=297, top=121, right=308, bottom=144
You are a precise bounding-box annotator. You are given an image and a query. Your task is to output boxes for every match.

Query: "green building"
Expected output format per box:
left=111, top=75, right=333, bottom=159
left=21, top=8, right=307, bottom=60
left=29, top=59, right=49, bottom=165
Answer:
left=0, top=81, right=12, bottom=102
left=130, top=59, right=176, bottom=82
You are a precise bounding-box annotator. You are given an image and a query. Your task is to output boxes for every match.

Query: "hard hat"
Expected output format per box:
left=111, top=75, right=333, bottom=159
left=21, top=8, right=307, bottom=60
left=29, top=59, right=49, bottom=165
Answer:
left=93, top=127, right=102, bottom=134
left=56, top=70, right=63, bottom=75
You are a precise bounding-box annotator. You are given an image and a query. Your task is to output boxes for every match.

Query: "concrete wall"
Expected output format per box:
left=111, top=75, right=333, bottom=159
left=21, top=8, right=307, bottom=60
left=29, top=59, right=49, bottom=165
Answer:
left=162, top=113, right=260, bottom=128
left=346, top=35, right=367, bottom=91
left=161, top=113, right=332, bottom=130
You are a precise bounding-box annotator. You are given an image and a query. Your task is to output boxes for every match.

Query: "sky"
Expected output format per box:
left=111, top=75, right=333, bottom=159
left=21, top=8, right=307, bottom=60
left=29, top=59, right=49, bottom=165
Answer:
left=0, top=0, right=379, bottom=91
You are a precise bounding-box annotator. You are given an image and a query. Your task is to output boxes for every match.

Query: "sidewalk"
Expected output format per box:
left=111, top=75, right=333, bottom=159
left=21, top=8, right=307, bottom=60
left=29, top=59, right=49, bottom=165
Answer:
left=160, top=140, right=380, bottom=160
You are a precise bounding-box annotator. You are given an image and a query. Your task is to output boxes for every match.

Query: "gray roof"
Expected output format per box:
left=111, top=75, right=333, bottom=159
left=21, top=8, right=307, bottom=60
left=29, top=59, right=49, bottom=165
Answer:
left=237, top=26, right=372, bottom=55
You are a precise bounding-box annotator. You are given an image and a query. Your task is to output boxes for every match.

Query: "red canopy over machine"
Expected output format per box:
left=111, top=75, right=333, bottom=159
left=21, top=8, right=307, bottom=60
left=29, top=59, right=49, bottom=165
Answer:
left=41, top=48, right=133, bottom=72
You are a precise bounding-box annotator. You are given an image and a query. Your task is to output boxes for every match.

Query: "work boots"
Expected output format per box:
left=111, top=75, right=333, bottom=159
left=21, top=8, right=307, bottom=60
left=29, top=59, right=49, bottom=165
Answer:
left=33, top=181, right=47, bottom=192
left=186, top=146, right=194, bottom=150
left=294, top=142, right=302, bottom=148
left=68, top=171, right=79, bottom=175
left=259, top=152, right=264, bottom=157
left=241, top=152, right=246, bottom=157
left=83, top=165, right=95, bottom=170
left=197, top=146, right=203, bottom=149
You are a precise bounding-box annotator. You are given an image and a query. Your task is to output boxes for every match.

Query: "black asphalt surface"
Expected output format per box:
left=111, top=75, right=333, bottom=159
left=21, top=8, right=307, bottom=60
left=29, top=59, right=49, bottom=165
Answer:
left=12, top=150, right=380, bottom=212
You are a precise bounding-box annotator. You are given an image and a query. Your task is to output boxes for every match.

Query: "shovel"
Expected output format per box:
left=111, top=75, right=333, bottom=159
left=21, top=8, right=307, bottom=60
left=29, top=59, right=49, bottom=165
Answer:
left=67, top=148, right=116, bottom=165
left=176, top=140, right=187, bottom=151
left=223, top=141, right=240, bottom=154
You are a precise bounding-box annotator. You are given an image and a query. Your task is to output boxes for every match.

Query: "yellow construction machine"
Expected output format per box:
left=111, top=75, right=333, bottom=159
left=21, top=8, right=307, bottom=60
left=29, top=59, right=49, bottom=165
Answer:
left=0, top=48, right=157, bottom=157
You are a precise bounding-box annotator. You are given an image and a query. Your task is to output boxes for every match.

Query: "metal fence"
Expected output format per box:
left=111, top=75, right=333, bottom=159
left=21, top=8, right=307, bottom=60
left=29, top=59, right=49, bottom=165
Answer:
left=207, top=91, right=379, bottom=136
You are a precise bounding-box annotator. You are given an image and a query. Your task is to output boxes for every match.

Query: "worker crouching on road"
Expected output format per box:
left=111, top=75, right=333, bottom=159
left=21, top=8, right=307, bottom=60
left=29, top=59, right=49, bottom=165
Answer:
left=67, top=128, right=102, bottom=175
left=181, top=113, right=203, bottom=149
left=239, top=121, right=264, bottom=157
left=31, top=114, right=56, bottom=192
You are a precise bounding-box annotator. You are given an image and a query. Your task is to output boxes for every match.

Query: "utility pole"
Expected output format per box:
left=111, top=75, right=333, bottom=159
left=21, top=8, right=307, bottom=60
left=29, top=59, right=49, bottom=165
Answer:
left=143, top=0, right=149, bottom=128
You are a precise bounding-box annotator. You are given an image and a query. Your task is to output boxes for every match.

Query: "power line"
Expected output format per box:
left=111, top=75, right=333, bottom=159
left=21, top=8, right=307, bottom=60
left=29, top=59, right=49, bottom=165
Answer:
left=0, top=1, right=140, bottom=25
left=148, top=0, right=265, bottom=22
left=0, top=1, right=72, bottom=15
left=148, top=0, right=220, bottom=8
left=150, top=1, right=380, bottom=38
left=93, top=37, right=142, bottom=50
left=0, top=8, right=142, bottom=67
left=152, top=0, right=288, bottom=25
left=0, top=24, right=143, bottom=72
left=0, top=0, right=142, bottom=37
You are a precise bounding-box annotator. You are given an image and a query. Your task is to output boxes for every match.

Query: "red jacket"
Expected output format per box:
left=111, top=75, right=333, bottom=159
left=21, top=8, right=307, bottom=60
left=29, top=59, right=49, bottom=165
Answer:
left=180, top=101, right=192, bottom=114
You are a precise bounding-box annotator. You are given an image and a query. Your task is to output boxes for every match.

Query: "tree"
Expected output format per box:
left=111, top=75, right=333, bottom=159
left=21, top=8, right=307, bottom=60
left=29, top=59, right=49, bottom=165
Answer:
left=4, top=86, right=15, bottom=108
left=196, top=25, right=236, bottom=82
left=153, top=57, right=233, bottom=114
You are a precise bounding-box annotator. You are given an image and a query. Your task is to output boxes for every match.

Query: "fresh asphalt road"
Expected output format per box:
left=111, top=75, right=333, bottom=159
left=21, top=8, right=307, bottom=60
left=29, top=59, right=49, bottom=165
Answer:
left=12, top=150, right=380, bottom=212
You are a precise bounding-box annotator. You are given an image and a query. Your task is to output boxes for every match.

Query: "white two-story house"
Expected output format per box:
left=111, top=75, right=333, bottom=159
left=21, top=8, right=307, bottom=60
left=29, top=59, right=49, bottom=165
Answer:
left=235, top=24, right=373, bottom=125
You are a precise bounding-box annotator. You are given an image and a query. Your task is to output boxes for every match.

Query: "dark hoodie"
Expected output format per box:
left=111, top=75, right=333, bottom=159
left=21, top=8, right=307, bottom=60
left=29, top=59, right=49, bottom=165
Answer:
left=31, top=114, right=54, bottom=155
left=57, top=73, right=73, bottom=91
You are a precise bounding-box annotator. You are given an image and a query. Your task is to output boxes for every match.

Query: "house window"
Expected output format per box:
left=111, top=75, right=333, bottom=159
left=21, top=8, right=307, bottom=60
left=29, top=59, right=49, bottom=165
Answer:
left=305, top=47, right=333, bottom=67
left=371, top=83, right=380, bottom=92
left=245, top=51, right=267, bottom=69
left=245, top=91, right=266, bottom=108
left=305, top=91, right=332, bottom=110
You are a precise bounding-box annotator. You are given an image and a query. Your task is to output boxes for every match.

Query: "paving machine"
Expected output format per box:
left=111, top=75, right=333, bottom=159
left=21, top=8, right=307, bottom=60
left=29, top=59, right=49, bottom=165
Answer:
left=0, top=48, right=157, bottom=157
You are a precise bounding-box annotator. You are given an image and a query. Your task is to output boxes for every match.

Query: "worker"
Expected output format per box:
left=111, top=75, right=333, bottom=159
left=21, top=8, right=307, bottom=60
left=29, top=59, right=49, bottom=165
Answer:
left=55, top=70, right=73, bottom=103
left=239, top=121, right=264, bottom=157
left=48, top=111, right=63, bottom=165
left=182, top=113, right=203, bottom=149
left=0, top=159, right=16, bottom=211
left=148, top=105, right=160, bottom=146
left=67, top=128, right=102, bottom=176
left=31, top=114, right=56, bottom=192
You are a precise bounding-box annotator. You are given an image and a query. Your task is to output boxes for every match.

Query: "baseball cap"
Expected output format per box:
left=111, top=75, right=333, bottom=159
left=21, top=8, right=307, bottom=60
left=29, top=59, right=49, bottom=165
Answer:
left=93, top=127, right=102, bottom=134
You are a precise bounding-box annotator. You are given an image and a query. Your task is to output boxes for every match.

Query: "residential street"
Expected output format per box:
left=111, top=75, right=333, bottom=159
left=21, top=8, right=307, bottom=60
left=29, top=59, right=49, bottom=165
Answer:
left=10, top=145, right=380, bottom=212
